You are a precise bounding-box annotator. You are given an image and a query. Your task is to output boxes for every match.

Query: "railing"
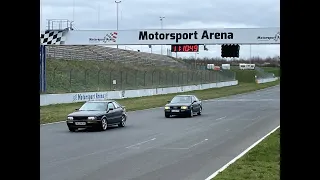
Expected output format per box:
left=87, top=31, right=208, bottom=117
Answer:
left=46, top=45, right=186, bottom=68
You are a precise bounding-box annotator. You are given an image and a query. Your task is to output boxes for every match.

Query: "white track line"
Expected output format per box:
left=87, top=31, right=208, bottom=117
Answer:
left=204, top=125, right=280, bottom=180
left=40, top=85, right=279, bottom=126
left=187, top=139, right=208, bottom=149
left=159, top=139, right=209, bottom=150
left=125, top=138, right=156, bottom=149
left=215, top=116, right=227, bottom=121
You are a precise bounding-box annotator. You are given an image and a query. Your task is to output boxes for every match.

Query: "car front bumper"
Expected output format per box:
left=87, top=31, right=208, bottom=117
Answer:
left=164, top=109, right=191, bottom=116
left=66, top=120, right=102, bottom=128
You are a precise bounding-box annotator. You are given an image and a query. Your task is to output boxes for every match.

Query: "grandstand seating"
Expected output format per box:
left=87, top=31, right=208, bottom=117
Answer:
left=46, top=45, right=187, bottom=68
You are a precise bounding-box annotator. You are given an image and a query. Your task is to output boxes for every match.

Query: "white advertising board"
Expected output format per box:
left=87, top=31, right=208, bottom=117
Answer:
left=40, top=27, right=280, bottom=45
left=256, top=77, right=278, bottom=84
left=40, top=81, right=238, bottom=106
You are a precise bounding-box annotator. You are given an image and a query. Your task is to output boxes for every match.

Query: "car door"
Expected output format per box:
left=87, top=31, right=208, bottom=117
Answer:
left=192, top=96, right=200, bottom=112
left=112, top=102, right=123, bottom=122
left=107, top=102, right=117, bottom=124
left=191, top=96, right=198, bottom=112
left=194, top=96, right=201, bottom=110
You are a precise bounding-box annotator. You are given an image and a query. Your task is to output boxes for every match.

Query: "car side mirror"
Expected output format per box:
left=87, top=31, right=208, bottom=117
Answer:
left=193, top=100, right=197, bottom=103
left=75, top=108, right=79, bottom=111
left=109, top=107, right=114, bottom=111
left=167, top=100, right=171, bottom=103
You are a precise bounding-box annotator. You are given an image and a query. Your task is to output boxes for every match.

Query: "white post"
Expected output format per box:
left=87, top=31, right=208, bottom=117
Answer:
left=98, top=4, right=100, bottom=28
left=115, top=1, right=122, bottom=50
left=72, top=0, right=75, bottom=22
left=159, top=16, right=165, bottom=55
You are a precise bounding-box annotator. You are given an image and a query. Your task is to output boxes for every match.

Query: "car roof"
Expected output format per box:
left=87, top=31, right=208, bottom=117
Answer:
left=175, top=95, right=194, bottom=97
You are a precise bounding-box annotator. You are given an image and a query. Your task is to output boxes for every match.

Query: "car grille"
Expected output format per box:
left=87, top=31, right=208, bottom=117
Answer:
left=73, top=116, right=88, bottom=120
left=170, top=106, right=181, bottom=109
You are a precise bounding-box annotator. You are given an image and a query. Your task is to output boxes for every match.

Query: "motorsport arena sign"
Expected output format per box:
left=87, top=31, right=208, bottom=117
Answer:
left=40, top=27, right=280, bottom=45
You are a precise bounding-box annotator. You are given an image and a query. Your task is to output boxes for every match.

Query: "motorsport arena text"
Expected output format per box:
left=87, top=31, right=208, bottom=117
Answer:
left=138, top=30, right=234, bottom=43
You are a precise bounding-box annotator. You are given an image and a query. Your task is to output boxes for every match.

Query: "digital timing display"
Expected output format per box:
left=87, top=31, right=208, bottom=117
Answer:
left=171, top=44, right=199, bottom=52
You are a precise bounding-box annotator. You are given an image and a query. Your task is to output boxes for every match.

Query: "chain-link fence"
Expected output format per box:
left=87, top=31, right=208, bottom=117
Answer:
left=43, top=46, right=237, bottom=94
left=254, top=67, right=276, bottom=79
left=46, top=67, right=236, bottom=94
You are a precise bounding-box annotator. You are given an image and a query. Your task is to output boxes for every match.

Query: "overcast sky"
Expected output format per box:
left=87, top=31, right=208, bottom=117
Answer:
left=40, top=0, right=280, bottom=59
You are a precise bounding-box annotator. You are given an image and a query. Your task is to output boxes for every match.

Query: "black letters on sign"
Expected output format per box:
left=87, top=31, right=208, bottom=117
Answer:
left=221, top=44, right=240, bottom=58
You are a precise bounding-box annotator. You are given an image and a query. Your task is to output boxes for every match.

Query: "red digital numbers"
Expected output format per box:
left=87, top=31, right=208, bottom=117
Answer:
left=189, top=45, right=193, bottom=51
left=193, top=45, right=198, bottom=52
left=183, top=45, right=187, bottom=52
left=171, top=45, right=199, bottom=52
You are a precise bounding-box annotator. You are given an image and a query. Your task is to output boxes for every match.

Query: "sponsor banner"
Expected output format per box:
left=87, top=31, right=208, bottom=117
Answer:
left=58, top=28, right=280, bottom=45
left=257, top=31, right=280, bottom=42
left=72, top=92, right=108, bottom=102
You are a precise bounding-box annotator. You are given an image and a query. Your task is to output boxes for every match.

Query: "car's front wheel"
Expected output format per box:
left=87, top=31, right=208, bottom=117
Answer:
left=100, top=118, right=108, bottom=131
left=197, top=107, right=202, bottom=115
left=165, top=114, right=170, bottom=118
left=118, top=115, right=126, bottom=127
left=188, top=108, right=194, bottom=117
left=68, top=126, right=77, bottom=132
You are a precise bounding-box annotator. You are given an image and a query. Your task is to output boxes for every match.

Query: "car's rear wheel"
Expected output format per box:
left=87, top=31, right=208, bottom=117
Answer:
left=100, top=118, right=108, bottom=131
left=197, top=107, right=202, bottom=115
left=68, top=126, right=77, bottom=132
left=118, top=115, right=126, bottom=127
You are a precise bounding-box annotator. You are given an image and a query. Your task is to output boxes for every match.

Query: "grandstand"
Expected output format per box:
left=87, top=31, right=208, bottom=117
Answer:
left=42, top=19, right=188, bottom=69
left=46, top=45, right=188, bottom=69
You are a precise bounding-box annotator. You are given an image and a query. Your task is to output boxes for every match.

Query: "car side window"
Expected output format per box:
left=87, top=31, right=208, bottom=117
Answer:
left=113, top=102, right=120, bottom=109
left=194, top=96, right=199, bottom=101
left=107, top=103, right=115, bottom=110
left=191, top=96, right=195, bottom=102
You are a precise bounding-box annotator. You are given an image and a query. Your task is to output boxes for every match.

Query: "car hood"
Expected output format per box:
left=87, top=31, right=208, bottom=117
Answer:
left=68, top=111, right=106, bottom=117
left=165, top=103, right=191, bottom=106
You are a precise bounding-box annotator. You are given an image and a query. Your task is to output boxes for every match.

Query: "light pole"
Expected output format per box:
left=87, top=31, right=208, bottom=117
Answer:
left=160, top=16, right=165, bottom=55
left=249, top=45, right=252, bottom=63
left=40, top=0, right=42, bottom=32
left=115, top=1, right=121, bottom=49
left=72, top=0, right=75, bottom=22
left=195, top=52, right=199, bottom=69
left=98, top=4, right=100, bottom=28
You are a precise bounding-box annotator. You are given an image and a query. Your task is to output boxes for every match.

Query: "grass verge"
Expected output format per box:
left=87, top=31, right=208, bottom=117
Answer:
left=230, top=67, right=280, bottom=83
left=262, top=67, right=280, bottom=77
left=40, top=80, right=279, bottom=124
left=212, top=128, right=280, bottom=180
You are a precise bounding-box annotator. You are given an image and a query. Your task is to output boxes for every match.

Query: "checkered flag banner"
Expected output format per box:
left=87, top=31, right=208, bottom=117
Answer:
left=104, top=32, right=118, bottom=42
left=40, top=30, right=68, bottom=45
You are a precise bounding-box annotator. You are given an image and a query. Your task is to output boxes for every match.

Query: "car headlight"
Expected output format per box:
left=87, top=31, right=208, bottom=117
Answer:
left=67, top=117, right=73, bottom=120
left=181, top=106, right=188, bottom=109
left=164, top=106, right=170, bottom=109
left=88, top=117, right=97, bottom=120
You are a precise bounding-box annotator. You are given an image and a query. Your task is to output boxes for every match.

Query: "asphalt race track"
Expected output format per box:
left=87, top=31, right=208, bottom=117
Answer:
left=40, top=85, right=280, bottom=180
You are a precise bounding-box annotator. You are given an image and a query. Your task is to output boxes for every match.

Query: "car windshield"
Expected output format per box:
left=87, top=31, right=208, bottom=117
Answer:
left=170, top=96, right=191, bottom=103
left=79, top=102, right=107, bottom=111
